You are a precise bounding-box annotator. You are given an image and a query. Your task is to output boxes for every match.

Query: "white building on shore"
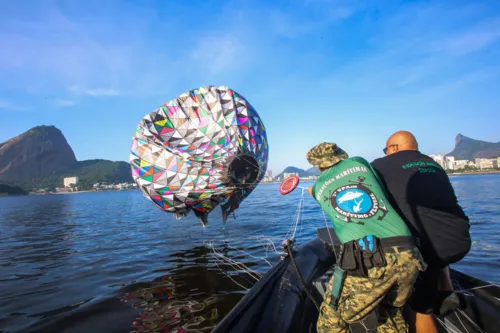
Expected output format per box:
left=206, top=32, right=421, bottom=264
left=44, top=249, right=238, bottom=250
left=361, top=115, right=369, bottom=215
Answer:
left=455, top=160, right=476, bottom=169
left=429, top=154, right=446, bottom=169
left=299, top=175, right=317, bottom=181
left=63, top=176, right=79, bottom=187
left=475, top=158, right=497, bottom=169
left=283, top=172, right=299, bottom=179
left=429, top=153, right=500, bottom=170
left=445, top=156, right=455, bottom=170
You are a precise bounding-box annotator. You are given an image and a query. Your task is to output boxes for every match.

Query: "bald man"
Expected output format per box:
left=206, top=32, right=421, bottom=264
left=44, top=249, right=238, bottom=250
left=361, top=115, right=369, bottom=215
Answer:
left=371, top=131, right=471, bottom=333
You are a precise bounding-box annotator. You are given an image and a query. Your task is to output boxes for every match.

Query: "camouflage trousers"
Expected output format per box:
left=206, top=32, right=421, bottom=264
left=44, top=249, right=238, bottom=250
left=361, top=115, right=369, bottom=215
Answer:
left=317, top=247, right=426, bottom=333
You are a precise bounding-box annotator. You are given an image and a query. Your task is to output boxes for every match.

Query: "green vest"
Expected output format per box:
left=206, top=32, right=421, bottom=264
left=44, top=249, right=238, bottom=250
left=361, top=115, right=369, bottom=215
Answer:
left=312, top=156, right=411, bottom=243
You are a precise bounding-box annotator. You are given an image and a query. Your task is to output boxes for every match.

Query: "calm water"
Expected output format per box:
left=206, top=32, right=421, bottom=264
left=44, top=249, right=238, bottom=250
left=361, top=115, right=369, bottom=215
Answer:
left=1, top=174, right=499, bottom=333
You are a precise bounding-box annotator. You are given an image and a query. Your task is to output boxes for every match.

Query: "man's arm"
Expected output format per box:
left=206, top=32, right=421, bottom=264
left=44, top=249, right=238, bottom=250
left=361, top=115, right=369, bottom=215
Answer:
left=309, top=183, right=319, bottom=201
left=368, top=158, right=387, bottom=186
left=350, top=156, right=392, bottom=198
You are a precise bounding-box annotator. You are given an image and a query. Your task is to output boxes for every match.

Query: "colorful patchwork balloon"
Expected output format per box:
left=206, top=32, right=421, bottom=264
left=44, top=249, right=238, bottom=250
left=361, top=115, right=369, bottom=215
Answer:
left=130, top=86, right=269, bottom=226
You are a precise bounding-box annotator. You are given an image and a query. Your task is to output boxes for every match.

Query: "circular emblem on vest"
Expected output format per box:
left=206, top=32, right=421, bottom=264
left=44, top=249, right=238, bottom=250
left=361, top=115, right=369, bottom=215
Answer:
left=330, top=184, right=379, bottom=219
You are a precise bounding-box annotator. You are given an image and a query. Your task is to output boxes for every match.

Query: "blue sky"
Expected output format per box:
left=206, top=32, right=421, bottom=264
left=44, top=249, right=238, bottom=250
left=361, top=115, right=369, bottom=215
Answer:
left=1, top=0, right=499, bottom=175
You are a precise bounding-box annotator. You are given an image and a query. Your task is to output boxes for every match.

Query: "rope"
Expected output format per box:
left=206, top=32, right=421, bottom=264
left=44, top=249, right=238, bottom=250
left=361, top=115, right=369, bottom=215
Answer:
left=284, top=241, right=321, bottom=312
left=322, top=210, right=338, bottom=258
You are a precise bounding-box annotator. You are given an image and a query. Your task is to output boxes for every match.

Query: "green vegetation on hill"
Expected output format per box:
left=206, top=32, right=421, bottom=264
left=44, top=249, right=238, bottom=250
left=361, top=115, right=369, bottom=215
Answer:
left=0, top=125, right=133, bottom=192
left=73, top=160, right=133, bottom=190
left=0, top=184, right=28, bottom=196
left=15, top=160, right=133, bottom=191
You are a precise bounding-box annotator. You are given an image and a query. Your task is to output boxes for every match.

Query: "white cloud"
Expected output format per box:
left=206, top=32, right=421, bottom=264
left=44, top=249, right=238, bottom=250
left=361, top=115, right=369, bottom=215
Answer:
left=432, top=25, right=500, bottom=56
left=266, top=0, right=362, bottom=38
left=52, top=98, right=76, bottom=107
left=0, top=0, right=363, bottom=98
left=0, top=99, right=25, bottom=110
left=0, top=3, right=174, bottom=97
left=190, top=37, right=246, bottom=74
left=68, top=86, right=121, bottom=97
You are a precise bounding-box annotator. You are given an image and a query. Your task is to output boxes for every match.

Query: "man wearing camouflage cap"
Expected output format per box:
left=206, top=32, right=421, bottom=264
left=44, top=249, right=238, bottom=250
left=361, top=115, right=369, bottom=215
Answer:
left=307, top=142, right=426, bottom=333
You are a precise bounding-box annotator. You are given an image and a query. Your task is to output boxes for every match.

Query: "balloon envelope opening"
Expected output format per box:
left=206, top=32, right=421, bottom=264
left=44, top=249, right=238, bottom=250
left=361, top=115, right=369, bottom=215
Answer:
left=228, top=155, right=260, bottom=187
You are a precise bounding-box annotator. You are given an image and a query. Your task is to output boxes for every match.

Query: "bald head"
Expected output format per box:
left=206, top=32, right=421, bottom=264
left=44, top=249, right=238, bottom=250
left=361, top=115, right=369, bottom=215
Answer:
left=384, top=131, right=418, bottom=155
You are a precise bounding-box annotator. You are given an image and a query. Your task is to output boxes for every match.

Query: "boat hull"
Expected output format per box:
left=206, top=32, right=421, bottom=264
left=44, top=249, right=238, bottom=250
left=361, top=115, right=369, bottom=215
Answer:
left=213, top=228, right=500, bottom=333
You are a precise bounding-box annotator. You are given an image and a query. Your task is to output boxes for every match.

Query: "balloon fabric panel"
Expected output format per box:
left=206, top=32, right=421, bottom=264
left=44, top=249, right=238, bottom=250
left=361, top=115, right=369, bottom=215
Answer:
left=130, top=86, right=269, bottom=226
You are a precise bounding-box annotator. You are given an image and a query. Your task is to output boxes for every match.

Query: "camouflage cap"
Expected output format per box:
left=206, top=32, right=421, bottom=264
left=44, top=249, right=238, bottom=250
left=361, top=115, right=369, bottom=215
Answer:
left=306, top=142, right=349, bottom=169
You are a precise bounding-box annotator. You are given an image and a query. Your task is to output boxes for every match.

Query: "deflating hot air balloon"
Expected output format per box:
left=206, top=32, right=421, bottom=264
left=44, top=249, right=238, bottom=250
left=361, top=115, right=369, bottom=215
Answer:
left=130, top=86, right=269, bottom=226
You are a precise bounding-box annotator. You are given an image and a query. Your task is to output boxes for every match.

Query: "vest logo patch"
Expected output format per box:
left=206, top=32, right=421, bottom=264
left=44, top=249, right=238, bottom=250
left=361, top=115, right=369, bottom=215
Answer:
left=333, top=187, right=375, bottom=217
left=325, top=176, right=388, bottom=225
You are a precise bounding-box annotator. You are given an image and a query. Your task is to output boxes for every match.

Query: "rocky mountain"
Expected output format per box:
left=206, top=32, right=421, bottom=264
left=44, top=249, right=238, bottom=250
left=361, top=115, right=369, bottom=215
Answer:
left=0, top=126, right=77, bottom=183
left=0, top=125, right=132, bottom=190
left=446, top=134, right=500, bottom=160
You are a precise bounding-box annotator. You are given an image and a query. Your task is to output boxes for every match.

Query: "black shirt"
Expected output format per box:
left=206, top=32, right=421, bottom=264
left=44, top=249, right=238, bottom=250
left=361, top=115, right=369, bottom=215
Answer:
left=371, top=150, right=471, bottom=268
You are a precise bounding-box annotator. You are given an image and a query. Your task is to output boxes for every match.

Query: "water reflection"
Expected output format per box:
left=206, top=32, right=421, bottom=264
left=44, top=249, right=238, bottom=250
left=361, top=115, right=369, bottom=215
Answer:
left=119, top=245, right=256, bottom=333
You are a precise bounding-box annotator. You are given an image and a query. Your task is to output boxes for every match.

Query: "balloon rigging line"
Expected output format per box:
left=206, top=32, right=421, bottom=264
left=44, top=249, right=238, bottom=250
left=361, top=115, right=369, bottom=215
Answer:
left=209, top=251, right=259, bottom=289
left=432, top=276, right=495, bottom=333
left=210, top=246, right=262, bottom=280
left=210, top=256, right=250, bottom=291
left=208, top=242, right=262, bottom=281
left=455, top=309, right=484, bottom=333
left=285, top=188, right=306, bottom=241
left=225, top=245, right=273, bottom=267
left=207, top=182, right=309, bottom=290
left=247, top=236, right=281, bottom=255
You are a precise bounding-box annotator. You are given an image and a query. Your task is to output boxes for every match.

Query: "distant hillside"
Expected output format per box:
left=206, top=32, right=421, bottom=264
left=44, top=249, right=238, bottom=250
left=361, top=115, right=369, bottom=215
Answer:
left=28, top=159, right=133, bottom=190
left=0, top=125, right=132, bottom=191
left=0, top=125, right=77, bottom=183
left=447, top=134, right=500, bottom=160
left=275, top=166, right=315, bottom=179
left=306, top=166, right=320, bottom=176
left=0, top=184, right=28, bottom=196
